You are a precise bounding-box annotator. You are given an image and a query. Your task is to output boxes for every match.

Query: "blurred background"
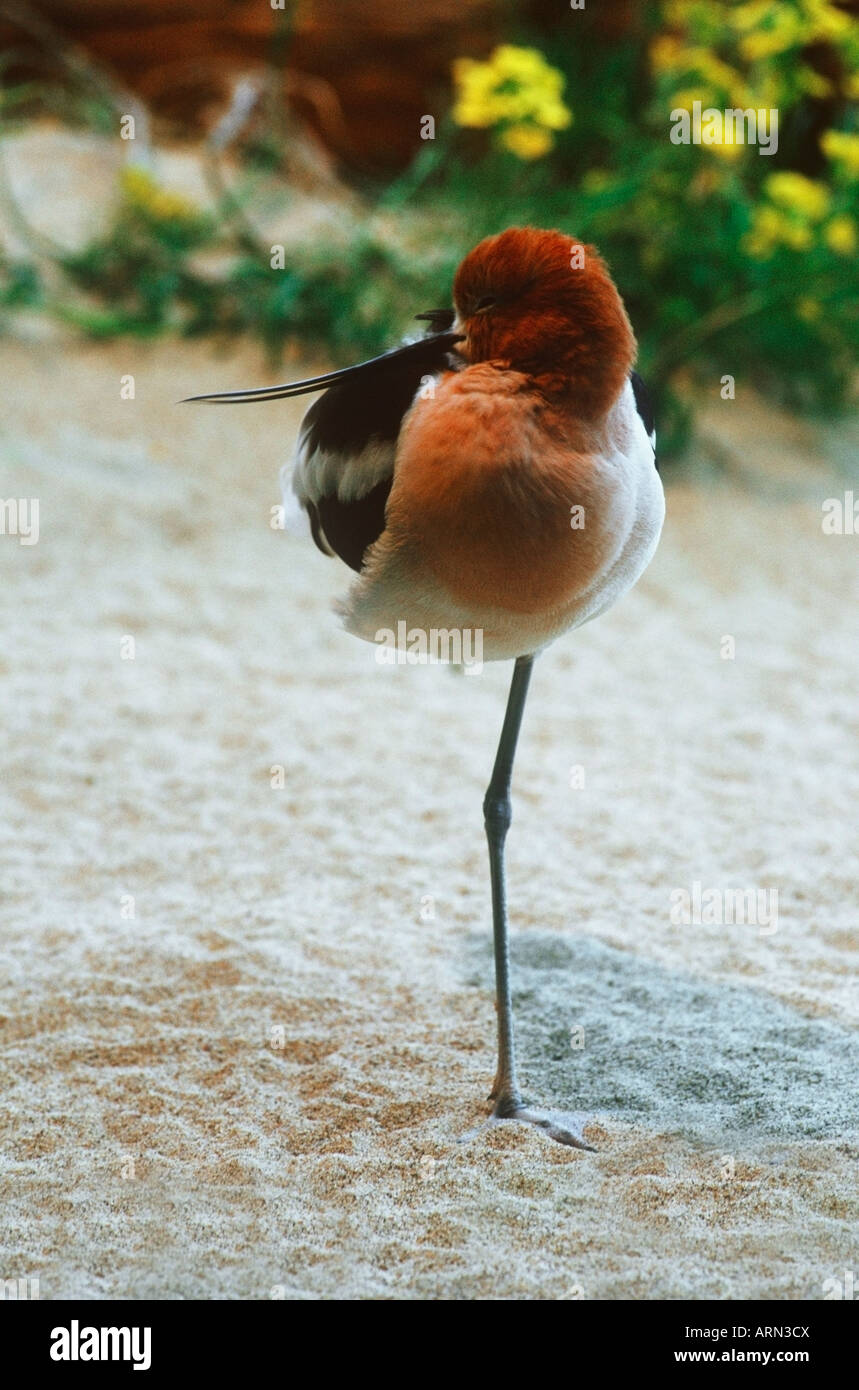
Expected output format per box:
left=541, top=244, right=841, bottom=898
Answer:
left=0, top=0, right=857, bottom=451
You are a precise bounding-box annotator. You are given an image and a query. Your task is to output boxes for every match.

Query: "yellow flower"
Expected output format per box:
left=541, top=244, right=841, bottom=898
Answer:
left=663, top=0, right=693, bottom=22
left=452, top=44, right=572, bottom=158
left=121, top=166, right=198, bottom=222
left=651, top=38, right=747, bottom=103
left=820, top=129, right=859, bottom=178
left=781, top=220, right=813, bottom=251
left=739, top=12, right=804, bottom=61
left=802, top=0, right=853, bottom=42
left=824, top=214, right=857, bottom=254
left=744, top=203, right=814, bottom=256
left=747, top=71, right=783, bottom=111
left=796, top=66, right=834, bottom=99
left=727, top=0, right=857, bottom=67
left=709, top=131, right=744, bottom=160
left=729, top=1, right=778, bottom=34
left=492, top=44, right=559, bottom=84
left=701, top=114, right=748, bottom=161
left=692, top=49, right=745, bottom=95
left=452, top=60, right=506, bottom=127
left=150, top=191, right=198, bottom=220
left=500, top=124, right=554, bottom=160
left=121, top=166, right=156, bottom=201
left=670, top=86, right=714, bottom=111
left=796, top=297, right=822, bottom=321
left=765, top=171, right=830, bottom=220
left=743, top=204, right=780, bottom=256
left=534, top=97, right=574, bottom=131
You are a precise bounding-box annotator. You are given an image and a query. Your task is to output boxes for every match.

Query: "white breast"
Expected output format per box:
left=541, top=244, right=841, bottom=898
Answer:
left=560, top=375, right=664, bottom=628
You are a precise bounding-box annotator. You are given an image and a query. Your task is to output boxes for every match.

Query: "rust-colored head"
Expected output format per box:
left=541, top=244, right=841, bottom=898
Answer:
left=452, top=227, right=635, bottom=418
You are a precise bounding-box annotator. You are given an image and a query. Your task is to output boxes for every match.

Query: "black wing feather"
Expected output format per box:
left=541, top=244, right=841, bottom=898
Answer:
left=300, top=329, right=459, bottom=571
left=629, top=369, right=658, bottom=471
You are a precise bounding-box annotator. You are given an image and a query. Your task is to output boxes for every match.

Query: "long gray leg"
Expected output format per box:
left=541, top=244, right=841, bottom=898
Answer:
left=481, top=655, right=596, bottom=1150
left=484, top=654, right=533, bottom=1114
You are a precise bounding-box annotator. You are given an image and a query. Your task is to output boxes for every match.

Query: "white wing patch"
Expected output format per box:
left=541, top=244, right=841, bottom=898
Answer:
left=280, top=428, right=399, bottom=559
left=288, top=418, right=397, bottom=509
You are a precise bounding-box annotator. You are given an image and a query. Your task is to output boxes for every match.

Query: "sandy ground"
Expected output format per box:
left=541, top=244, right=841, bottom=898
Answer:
left=1, top=333, right=857, bottom=1301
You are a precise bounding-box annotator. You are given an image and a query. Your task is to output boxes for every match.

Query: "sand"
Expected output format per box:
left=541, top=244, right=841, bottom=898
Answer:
left=0, top=333, right=857, bottom=1301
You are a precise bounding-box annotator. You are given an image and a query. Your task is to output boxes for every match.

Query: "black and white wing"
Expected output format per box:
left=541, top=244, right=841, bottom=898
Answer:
left=629, top=369, right=657, bottom=471
left=292, top=327, right=460, bottom=572
left=183, top=319, right=461, bottom=573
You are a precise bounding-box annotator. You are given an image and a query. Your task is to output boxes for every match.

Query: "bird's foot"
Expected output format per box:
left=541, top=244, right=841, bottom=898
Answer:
left=464, top=1095, right=596, bottom=1150
left=493, top=1101, right=596, bottom=1150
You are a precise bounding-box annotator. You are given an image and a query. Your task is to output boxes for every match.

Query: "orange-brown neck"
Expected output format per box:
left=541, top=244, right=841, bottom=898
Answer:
left=454, top=230, right=636, bottom=420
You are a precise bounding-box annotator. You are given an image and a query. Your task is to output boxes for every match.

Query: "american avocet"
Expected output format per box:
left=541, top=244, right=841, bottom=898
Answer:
left=185, top=227, right=665, bottom=1148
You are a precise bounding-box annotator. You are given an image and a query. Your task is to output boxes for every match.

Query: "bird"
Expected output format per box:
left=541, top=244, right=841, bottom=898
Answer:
left=184, top=226, right=665, bottom=1149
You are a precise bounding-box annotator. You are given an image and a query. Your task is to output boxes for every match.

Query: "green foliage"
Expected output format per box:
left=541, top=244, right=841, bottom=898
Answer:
left=0, top=256, right=42, bottom=310
left=1, top=0, right=856, bottom=457
left=57, top=187, right=449, bottom=362
left=391, top=3, right=859, bottom=449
